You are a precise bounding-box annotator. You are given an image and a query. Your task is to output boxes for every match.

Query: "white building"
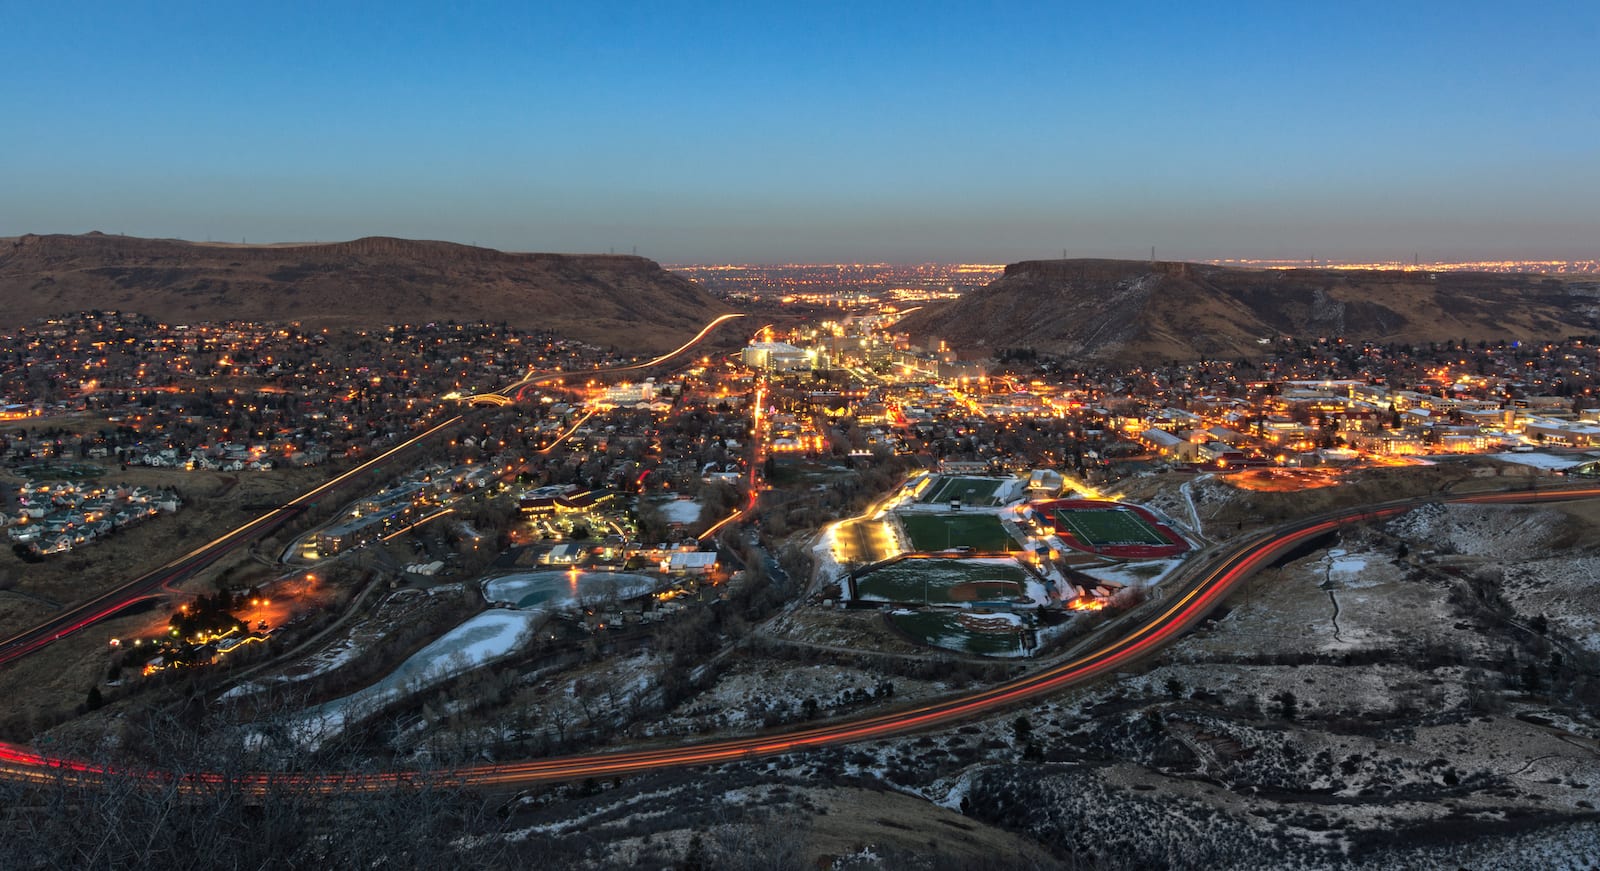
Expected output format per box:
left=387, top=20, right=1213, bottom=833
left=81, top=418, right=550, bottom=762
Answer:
left=741, top=342, right=813, bottom=372
left=665, top=551, right=718, bottom=575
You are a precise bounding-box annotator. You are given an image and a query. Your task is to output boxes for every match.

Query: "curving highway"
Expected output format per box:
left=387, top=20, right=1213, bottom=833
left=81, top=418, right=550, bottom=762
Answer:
left=0, top=416, right=466, bottom=670
left=0, top=314, right=748, bottom=670
left=4, top=482, right=1596, bottom=792
left=493, top=312, right=745, bottom=399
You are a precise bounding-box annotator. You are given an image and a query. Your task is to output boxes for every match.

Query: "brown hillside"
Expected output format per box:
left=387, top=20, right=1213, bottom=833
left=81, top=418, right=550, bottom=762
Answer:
left=897, top=259, right=1600, bottom=363
left=0, top=233, right=732, bottom=350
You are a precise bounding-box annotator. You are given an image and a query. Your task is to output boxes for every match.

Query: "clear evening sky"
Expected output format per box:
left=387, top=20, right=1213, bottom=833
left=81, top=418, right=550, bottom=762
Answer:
left=1, top=1, right=1596, bottom=264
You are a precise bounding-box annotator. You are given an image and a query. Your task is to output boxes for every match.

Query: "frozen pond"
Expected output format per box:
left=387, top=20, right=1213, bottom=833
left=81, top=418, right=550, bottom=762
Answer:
left=483, top=571, right=662, bottom=610
left=272, top=610, right=540, bottom=748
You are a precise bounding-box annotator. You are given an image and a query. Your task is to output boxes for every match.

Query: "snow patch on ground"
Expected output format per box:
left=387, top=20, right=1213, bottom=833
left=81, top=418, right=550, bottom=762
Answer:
left=218, top=636, right=362, bottom=699
left=1501, top=555, right=1600, bottom=653
left=1386, top=502, right=1566, bottom=559
left=812, top=526, right=848, bottom=591
left=936, top=770, right=974, bottom=810
left=1178, top=545, right=1485, bottom=658
left=963, top=611, right=1024, bottom=628
left=650, top=661, right=937, bottom=737
left=1079, top=558, right=1185, bottom=589
left=1178, top=474, right=1210, bottom=538
left=1491, top=451, right=1589, bottom=470
left=1125, top=662, right=1477, bottom=720
left=658, top=498, right=703, bottom=524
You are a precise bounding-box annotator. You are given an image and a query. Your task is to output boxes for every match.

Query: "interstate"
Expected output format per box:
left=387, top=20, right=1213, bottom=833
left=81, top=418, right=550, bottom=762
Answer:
left=2, top=482, right=1595, bottom=791
left=0, top=314, right=747, bottom=670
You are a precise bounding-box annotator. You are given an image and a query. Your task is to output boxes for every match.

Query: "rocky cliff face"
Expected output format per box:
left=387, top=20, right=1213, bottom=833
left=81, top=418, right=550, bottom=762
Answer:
left=0, top=234, right=731, bottom=349
left=898, top=259, right=1598, bottom=363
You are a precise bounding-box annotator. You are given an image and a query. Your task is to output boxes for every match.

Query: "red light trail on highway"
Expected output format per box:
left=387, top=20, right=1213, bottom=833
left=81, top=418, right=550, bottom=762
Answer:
left=8, top=487, right=1596, bottom=793
left=4, top=304, right=1597, bottom=793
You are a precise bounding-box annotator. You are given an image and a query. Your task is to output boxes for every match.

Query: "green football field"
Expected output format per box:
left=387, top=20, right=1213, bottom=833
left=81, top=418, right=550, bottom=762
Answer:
left=1052, top=507, right=1167, bottom=546
left=899, top=512, right=1016, bottom=552
left=920, top=476, right=1004, bottom=505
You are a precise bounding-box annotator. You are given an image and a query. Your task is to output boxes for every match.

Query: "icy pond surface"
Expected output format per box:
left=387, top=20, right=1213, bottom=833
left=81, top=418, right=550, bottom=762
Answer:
left=483, top=571, right=662, bottom=610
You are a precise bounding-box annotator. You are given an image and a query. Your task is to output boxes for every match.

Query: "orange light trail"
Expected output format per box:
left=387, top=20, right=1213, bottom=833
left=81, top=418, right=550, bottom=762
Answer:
left=537, top=408, right=597, bottom=455
left=494, top=313, right=746, bottom=398
left=699, top=508, right=743, bottom=540
left=5, top=485, right=1598, bottom=790
left=379, top=507, right=456, bottom=542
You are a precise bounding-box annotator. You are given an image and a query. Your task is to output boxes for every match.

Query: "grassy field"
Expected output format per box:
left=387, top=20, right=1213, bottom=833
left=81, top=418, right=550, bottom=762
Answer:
left=920, top=476, right=1005, bottom=505
left=13, top=462, right=104, bottom=480
left=1054, top=507, right=1167, bottom=546
left=890, top=610, right=1027, bottom=655
left=855, top=558, right=1030, bottom=605
left=899, top=512, right=1016, bottom=552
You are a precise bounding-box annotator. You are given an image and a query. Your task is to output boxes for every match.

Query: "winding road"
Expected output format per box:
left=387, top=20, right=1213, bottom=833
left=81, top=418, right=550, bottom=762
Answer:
left=0, top=416, right=466, bottom=670
left=3, top=480, right=1594, bottom=791
left=0, top=314, right=749, bottom=672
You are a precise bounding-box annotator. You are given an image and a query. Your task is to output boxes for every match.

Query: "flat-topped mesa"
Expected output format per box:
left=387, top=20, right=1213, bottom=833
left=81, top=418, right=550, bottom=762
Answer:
left=0, top=233, right=731, bottom=350
left=899, top=258, right=1595, bottom=364
left=1000, top=258, right=1197, bottom=281
left=6, top=233, right=656, bottom=268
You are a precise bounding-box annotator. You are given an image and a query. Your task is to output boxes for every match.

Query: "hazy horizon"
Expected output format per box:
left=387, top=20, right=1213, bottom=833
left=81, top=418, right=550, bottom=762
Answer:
left=2, top=1, right=1596, bottom=263
left=8, top=231, right=1594, bottom=270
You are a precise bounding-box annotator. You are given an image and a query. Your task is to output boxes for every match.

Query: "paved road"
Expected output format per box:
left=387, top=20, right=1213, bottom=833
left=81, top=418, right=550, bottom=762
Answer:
left=0, top=417, right=464, bottom=669
left=6, top=483, right=1595, bottom=792
left=0, top=315, right=751, bottom=669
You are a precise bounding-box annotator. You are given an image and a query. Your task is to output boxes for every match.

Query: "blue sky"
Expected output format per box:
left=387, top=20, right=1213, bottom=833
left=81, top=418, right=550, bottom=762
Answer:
left=2, top=1, right=1596, bottom=262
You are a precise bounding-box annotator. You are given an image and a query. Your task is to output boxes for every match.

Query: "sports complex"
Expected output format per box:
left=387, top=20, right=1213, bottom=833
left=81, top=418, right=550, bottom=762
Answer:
left=849, top=556, right=1043, bottom=657
left=1033, top=499, right=1189, bottom=559
left=897, top=512, right=1016, bottom=553
left=915, top=474, right=1013, bottom=506
left=850, top=556, right=1038, bottom=607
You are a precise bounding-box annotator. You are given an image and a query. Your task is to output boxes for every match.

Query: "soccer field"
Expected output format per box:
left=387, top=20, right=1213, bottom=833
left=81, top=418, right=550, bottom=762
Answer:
left=920, top=476, right=1005, bottom=505
left=899, top=512, right=1016, bottom=552
left=1053, top=507, right=1168, bottom=547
